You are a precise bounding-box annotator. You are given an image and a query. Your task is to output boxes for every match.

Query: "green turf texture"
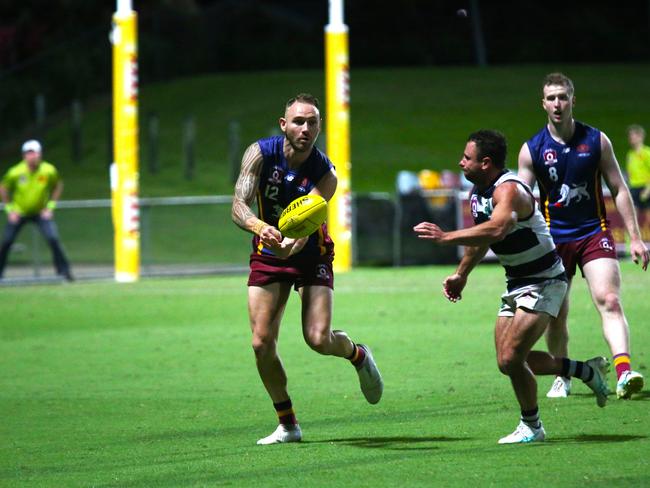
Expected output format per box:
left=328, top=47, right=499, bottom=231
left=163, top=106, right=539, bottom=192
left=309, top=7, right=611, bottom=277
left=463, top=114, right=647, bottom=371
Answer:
left=1, top=263, right=648, bottom=487
left=29, top=64, right=650, bottom=199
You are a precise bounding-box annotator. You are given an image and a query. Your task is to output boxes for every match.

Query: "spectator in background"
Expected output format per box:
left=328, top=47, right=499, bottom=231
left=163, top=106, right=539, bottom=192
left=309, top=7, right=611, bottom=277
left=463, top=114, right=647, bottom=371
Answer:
left=0, top=140, right=73, bottom=281
left=625, top=124, right=650, bottom=214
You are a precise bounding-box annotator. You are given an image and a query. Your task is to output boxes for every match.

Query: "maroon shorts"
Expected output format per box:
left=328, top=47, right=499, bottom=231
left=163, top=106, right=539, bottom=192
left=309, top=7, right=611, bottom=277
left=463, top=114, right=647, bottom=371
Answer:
left=555, top=229, right=617, bottom=279
left=248, top=253, right=334, bottom=290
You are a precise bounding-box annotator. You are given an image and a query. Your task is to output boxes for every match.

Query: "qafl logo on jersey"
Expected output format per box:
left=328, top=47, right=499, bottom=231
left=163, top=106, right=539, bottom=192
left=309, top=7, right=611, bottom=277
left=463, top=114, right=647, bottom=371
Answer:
left=470, top=194, right=479, bottom=218
left=268, top=166, right=283, bottom=185
left=543, top=148, right=558, bottom=166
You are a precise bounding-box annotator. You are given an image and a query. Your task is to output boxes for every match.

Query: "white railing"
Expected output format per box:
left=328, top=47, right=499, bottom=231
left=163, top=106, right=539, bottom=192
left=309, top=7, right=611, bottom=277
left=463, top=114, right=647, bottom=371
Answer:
left=0, top=195, right=246, bottom=283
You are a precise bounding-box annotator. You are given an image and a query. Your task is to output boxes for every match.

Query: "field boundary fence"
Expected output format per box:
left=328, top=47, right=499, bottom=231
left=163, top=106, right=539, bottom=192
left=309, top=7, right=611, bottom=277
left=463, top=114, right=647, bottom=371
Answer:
left=1, top=188, right=642, bottom=285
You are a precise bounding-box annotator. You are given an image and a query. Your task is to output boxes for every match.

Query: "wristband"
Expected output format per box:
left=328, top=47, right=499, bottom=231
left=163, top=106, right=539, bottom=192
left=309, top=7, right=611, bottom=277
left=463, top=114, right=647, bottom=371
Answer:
left=46, top=201, right=57, bottom=210
left=252, top=220, right=267, bottom=236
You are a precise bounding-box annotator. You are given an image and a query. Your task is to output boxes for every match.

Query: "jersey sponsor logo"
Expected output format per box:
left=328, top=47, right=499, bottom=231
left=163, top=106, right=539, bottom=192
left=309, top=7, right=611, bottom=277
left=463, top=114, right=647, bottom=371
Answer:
left=599, top=237, right=614, bottom=252
left=554, top=182, right=590, bottom=207
left=543, top=148, right=558, bottom=166
left=576, top=143, right=592, bottom=158
left=38, top=175, right=47, bottom=183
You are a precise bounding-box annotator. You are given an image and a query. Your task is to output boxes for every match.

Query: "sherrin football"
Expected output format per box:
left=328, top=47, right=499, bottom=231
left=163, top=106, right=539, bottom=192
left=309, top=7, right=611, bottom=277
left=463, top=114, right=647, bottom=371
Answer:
left=278, top=194, right=328, bottom=238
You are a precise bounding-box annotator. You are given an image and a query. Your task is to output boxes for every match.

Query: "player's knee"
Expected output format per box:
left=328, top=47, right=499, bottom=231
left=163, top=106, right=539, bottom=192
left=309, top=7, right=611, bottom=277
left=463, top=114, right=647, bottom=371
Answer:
left=497, top=357, right=511, bottom=375
left=304, top=329, right=330, bottom=354
left=251, top=335, right=276, bottom=358
left=497, top=350, right=523, bottom=375
left=600, top=292, right=622, bottom=314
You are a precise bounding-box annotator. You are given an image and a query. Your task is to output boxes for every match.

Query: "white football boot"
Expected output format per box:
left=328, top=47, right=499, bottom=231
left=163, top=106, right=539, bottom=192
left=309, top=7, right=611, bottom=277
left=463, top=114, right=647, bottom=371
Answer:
left=356, top=344, right=383, bottom=404
left=546, top=376, right=571, bottom=398
left=498, top=421, right=546, bottom=444
left=616, top=370, right=644, bottom=399
left=256, top=424, right=302, bottom=445
left=584, top=356, right=610, bottom=407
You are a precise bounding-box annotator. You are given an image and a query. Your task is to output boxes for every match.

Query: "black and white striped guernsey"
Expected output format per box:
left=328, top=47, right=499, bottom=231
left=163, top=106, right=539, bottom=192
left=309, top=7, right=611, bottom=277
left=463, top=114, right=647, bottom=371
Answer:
left=470, top=170, right=566, bottom=288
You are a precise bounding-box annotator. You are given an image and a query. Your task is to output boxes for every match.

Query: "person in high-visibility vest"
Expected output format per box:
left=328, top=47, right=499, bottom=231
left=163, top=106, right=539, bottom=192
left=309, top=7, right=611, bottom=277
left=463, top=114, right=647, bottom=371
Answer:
left=625, top=124, right=650, bottom=213
left=0, top=140, right=73, bottom=281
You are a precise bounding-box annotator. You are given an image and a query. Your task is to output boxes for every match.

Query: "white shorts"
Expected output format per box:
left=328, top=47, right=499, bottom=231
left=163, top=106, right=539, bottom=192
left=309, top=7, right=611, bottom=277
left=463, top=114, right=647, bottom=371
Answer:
left=498, top=279, right=568, bottom=318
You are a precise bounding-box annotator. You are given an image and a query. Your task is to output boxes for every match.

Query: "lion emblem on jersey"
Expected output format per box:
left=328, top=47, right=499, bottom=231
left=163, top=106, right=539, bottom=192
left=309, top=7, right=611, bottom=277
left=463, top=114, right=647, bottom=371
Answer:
left=555, top=182, right=590, bottom=207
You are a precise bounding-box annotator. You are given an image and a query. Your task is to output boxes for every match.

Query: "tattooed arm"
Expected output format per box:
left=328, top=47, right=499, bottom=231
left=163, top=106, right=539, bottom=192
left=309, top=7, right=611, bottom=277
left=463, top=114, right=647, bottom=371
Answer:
left=232, top=143, right=282, bottom=247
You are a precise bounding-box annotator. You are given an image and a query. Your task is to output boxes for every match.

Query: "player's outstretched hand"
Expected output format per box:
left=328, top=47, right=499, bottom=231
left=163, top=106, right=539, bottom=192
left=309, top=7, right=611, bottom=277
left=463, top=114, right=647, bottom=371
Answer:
left=259, top=225, right=282, bottom=248
left=630, top=237, right=649, bottom=271
left=413, top=221, right=445, bottom=243
left=273, top=236, right=308, bottom=259
left=269, top=236, right=309, bottom=259
left=443, top=273, right=466, bottom=302
left=286, top=236, right=308, bottom=257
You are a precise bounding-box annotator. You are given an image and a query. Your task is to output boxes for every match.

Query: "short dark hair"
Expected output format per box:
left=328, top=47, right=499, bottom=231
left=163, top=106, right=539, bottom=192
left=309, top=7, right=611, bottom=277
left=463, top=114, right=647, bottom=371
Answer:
left=543, top=72, right=574, bottom=97
left=285, top=93, right=320, bottom=111
left=468, top=129, right=507, bottom=169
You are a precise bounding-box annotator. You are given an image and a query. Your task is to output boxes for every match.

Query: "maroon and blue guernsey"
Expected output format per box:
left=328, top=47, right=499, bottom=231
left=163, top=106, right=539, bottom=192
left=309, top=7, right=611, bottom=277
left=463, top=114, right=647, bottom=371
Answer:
left=527, top=121, right=607, bottom=243
left=253, top=135, right=334, bottom=258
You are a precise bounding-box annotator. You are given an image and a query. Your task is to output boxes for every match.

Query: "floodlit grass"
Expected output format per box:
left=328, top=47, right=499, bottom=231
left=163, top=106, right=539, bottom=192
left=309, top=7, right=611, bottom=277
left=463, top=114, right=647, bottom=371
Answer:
left=2, top=263, right=649, bottom=486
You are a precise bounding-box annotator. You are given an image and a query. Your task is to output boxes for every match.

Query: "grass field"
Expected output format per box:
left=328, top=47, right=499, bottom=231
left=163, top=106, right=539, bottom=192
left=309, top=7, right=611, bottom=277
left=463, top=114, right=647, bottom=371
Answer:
left=2, top=263, right=649, bottom=487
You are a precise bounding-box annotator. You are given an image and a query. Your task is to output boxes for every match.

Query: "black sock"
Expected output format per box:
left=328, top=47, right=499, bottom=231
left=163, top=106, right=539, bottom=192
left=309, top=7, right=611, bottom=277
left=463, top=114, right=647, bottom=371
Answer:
left=561, top=358, right=594, bottom=382
left=521, top=406, right=541, bottom=429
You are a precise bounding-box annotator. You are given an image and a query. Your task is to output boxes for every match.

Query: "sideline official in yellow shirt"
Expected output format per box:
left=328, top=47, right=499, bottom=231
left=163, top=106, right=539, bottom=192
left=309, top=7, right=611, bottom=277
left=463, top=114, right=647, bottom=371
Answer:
left=626, top=124, right=650, bottom=211
left=0, top=140, right=73, bottom=281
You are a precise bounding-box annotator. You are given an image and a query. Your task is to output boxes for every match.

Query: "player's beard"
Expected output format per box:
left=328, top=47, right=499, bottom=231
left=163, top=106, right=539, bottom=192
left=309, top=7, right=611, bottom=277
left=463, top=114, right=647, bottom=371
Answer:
left=287, top=133, right=315, bottom=154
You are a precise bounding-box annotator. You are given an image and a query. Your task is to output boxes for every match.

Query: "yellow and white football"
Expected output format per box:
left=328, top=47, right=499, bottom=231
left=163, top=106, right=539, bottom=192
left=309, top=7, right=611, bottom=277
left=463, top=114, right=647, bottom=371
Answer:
left=278, top=194, right=328, bottom=238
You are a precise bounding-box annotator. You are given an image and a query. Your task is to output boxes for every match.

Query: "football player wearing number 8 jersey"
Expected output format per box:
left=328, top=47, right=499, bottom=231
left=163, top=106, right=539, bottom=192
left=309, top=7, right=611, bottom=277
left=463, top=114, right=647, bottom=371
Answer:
left=518, top=73, right=649, bottom=400
left=231, top=94, right=383, bottom=445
